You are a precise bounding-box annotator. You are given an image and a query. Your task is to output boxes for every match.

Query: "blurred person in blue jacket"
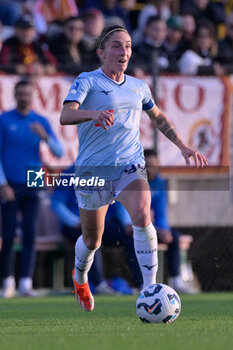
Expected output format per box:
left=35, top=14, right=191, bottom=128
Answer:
left=0, top=78, right=63, bottom=298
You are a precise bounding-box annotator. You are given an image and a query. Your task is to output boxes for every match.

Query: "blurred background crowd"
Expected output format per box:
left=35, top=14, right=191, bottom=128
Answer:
left=0, top=0, right=233, bottom=76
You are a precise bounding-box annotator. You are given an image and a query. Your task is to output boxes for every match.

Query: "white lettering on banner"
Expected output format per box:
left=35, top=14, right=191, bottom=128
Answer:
left=0, top=75, right=230, bottom=167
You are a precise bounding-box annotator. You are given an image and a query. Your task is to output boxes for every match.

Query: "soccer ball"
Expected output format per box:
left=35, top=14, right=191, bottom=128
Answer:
left=136, top=283, right=181, bottom=324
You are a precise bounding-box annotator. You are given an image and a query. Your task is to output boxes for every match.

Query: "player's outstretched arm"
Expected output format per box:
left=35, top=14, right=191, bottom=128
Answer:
left=60, top=102, right=114, bottom=130
left=146, top=105, right=208, bottom=167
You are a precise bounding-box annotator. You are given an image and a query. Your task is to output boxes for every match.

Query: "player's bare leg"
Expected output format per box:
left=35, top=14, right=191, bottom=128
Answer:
left=118, top=180, right=158, bottom=288
left=72, top=205, right=109, bottom=311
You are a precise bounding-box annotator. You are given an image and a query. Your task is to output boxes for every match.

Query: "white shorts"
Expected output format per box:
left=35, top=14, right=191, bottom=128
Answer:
left=75, top=163, right=147, bottom=210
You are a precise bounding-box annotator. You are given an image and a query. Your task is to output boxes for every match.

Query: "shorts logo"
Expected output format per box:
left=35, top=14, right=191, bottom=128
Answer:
left=27, top=168, right=45, bottom=187
left=124, top=164, right=137, bottom=174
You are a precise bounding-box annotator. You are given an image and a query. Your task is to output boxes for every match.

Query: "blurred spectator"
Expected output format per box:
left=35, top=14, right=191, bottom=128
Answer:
left=122, top=0, right=136, bottom=11
left=81, top=0, right=131, bottom=31
left=180, top=0, right=209, bottom=21
left=123, top=0, right=140, bottom=31
left=0, top=14, right=57, bottom=75
left=163, top=15, right=185, bottom=62
left=138, top=0, right=172, bottom=31
left=207, top=0, right=228, bottom=25
left=48, top=16, right=98, bottom=75
left=179, top=20, right=225, bottom=75
left=133, top=0, right=171, bottom=44
left=82, top=8, right=105, bottom=50
left=182, top=13, right=196, bottom=41
left=180, top=0, right=227, bottom=25
left=0, top=79, right=63, bottom=298
left=144, top=149, right=197, bottom=293
left=131, top=16, right=178, bottom=74
left=178, top=13, right=196, bottom=53
left=51, top=166, right=115, bottom=295
left=218, top=14, right=233, bottom=74
left=0, top=0, right=22, bottom=26
left=34, top=0, right=78, bottom=34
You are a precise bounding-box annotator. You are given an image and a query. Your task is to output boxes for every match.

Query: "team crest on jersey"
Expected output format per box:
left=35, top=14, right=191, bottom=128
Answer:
left=70, top=81, right=80, bottom=94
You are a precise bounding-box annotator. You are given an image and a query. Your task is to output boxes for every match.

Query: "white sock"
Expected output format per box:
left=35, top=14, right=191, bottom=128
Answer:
left=74, top=235, right=99, bottom=285
left=133, top=223, right=158, bottom=288
left=19, top=277, right=32, bottom=292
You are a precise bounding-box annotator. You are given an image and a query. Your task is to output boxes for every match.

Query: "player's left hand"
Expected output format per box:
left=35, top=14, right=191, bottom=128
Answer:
left=180, top=145, right=208, bottom=168
left=30, top=122, right=48, bottom=141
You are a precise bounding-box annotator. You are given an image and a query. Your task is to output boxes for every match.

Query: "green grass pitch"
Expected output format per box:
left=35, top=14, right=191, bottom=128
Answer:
left=0, top=293, right=232, bottom=350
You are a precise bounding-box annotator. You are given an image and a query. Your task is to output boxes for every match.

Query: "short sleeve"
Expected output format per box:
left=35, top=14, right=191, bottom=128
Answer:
left=142, top=82, right=155, bottom=111
left=63, top=74, right=92, bottom=106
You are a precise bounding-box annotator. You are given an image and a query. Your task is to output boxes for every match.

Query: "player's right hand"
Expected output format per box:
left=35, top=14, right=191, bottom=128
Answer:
left=0, top=184, right=15, bottom=202
left=94, top=110, right=114, bottom=130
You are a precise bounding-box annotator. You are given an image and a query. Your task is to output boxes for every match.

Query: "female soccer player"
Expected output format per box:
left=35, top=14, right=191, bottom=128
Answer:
left=60, top=25, right=208, bottom=311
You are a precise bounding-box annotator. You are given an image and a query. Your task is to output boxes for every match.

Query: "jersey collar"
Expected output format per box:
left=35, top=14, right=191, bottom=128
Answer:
left=99, top=68, right=126, bottom=86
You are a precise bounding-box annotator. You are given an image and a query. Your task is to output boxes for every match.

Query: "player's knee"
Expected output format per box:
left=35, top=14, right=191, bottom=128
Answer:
left=132, top=207, right=151, bottom=227
left=84, top=236, right=102, bottom=250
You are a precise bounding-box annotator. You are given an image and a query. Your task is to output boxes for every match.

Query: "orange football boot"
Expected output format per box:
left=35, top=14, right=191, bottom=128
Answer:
left=72, top=268, right=94, bottom=311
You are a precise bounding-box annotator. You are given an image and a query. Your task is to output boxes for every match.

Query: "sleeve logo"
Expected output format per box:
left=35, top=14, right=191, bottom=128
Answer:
left=70, top=81, right=80, bottom=94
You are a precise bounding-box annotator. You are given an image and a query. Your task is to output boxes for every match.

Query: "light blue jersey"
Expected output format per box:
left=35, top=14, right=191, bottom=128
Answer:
left=64, top=68, right=154, bottom=180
